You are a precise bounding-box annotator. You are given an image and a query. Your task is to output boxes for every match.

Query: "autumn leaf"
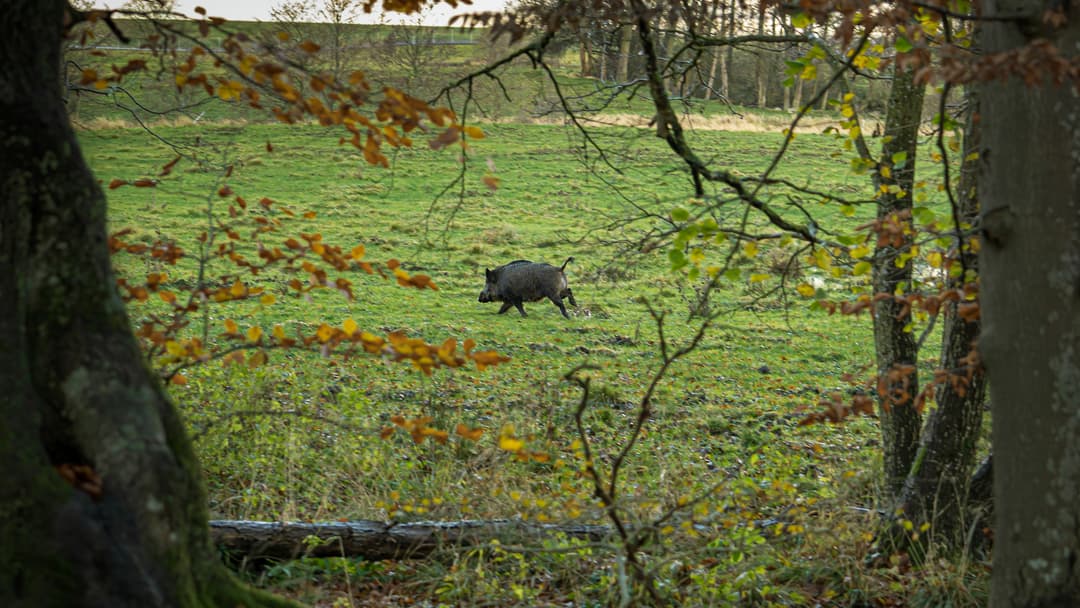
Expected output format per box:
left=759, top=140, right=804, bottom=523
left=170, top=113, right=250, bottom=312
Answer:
left=455, top=424, right=484, bottom=441
left=315, top=323, right=335, bottom=343
left=159, top=156, right=181, bottom=176
left=499, top=435, right=524, bottom=452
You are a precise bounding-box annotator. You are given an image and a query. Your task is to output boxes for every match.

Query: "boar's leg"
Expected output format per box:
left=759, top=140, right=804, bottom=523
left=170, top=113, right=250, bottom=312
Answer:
left=513, top=299, right=528, bottom=316
left=564, top=288, right=577, bottom=307
left=550, top=296, right=570, bottom=319
left=497, top=300, right=528, bottom=316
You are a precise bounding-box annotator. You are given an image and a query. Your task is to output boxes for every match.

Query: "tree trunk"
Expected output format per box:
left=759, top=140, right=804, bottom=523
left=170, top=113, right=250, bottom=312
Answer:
left=578, top=29, right=592, bottom=77
left=980, top=0, right=1080, bottom=602
left=890, top=88, right=986, bottom=553
left=0, top=3, right=291, bottom=606
left=754, top=8, right=767, bottom=107
left=792, top=70, right=804, bottom=110
left=617, top=24, right=632, bottom=82
left=703, top=47, right=719, bottom=100
left=721, top=5, right=733, bottom=100
left=211, top=519, right=610, bottom=562
left=872, top=66, right=926, bottom=499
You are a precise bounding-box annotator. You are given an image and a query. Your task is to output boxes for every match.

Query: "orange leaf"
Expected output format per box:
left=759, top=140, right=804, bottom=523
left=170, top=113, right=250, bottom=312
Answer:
left=455, top=424, right=484, bottom=441
left=160, top=156, right=181, bottom=176
left=108, top=179, right=127, bottom=189
left=300, top=40, right=321, bottom=53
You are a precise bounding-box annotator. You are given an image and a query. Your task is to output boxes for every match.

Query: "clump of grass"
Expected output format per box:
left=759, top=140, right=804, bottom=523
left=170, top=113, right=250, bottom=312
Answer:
left=481, top=223, right=520, bottom=245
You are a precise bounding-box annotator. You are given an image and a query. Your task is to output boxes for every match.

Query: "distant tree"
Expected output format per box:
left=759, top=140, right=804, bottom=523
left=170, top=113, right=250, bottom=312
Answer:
left=366, top=13, right=441, bottom=93
left=270, top=0, right=362, bottom=82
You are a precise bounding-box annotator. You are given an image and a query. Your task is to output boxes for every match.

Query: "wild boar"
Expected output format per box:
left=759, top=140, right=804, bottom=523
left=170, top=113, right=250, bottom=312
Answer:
left=478, top=257, right=577, bottom=319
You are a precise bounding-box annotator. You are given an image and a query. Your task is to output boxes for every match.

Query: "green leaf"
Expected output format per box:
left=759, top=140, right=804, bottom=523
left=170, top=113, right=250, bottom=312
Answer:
left=853, top=261, right=872, bottom=276
left=791, top=12, right=812, bottom=29
left=668, top=248, right=687, bottom=270
left=671, top=207, right=690, bottom=222
left=895, top=36, right=913, bottom=53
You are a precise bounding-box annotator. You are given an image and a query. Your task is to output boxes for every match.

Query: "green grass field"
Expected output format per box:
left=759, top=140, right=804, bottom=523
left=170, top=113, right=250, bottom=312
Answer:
left=79, top=115, right=985, bottom=606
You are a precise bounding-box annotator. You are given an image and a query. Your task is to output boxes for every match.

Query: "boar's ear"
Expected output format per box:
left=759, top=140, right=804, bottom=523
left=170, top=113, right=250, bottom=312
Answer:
left=485, top=268, right=493, bottom=280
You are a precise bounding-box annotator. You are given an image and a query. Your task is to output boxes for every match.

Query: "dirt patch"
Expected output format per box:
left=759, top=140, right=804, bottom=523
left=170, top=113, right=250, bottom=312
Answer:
left=488, top=112, right=840, bottom=133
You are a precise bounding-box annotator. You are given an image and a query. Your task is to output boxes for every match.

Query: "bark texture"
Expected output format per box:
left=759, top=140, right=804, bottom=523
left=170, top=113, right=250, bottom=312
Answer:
left=980, top=0, right=1080, bottom=603
left=872, top=67, right=926, bottom=499
left=0, top=3, right=292, bottom=606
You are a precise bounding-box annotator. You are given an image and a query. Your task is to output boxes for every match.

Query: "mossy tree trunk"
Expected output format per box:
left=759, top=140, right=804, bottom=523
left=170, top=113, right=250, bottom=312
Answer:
left=980, top=0, right=1080, bottom=603
left=0, top=2, right=294, bottom=606
left=872, top=66, right=926, bottom=500
left=891, top=89, right=987, bottom=552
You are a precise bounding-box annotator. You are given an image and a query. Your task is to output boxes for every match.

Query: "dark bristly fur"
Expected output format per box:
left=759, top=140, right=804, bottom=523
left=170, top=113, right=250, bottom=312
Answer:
left=478, top=257, right=577, bottom=319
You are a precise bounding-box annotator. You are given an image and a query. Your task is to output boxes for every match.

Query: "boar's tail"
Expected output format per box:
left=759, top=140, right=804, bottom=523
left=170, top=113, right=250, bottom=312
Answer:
left=560, top=256, right=575, bottom=271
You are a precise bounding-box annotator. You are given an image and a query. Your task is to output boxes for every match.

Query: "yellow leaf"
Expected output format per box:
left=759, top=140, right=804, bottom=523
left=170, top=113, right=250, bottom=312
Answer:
left=796, top=283, right=816, bottom=297
left=853, top=261, right=872, bottom=276
left=463, top=125, right=484, bottom=139
left=224, top=319, right=239, bottom=334
left=246, top=326, right=263, bottom=343
left=343, top=318, right=359, bottom=335
left=260, top=294, right=276, bottom=305
left=273, top=325, right=287, bottom=340
left=499, top=435, right=524, bottom=452
left=229, top=280, right=246, bottom=298
left=351, top=244, right=365, bottom=260
left=316, top=323, right=335, bottom=343
left=749, top=273, right=771, bottom=283
left=743, top=241, right=759, bottom=257
left=850, top=245, right=870, bottom=259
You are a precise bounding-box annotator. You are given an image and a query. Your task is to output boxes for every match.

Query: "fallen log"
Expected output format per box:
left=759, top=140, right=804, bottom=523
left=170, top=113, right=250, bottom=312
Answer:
left=210, top=519, right=612, bottom=561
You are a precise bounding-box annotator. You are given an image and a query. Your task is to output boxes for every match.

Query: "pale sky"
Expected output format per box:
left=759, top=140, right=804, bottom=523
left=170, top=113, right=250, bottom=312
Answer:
left=97, top=1, right=511, bottom=26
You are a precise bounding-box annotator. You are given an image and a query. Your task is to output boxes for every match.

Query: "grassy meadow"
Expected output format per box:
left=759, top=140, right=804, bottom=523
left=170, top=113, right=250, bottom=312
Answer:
left=79, top=113, right=985, bottom=606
